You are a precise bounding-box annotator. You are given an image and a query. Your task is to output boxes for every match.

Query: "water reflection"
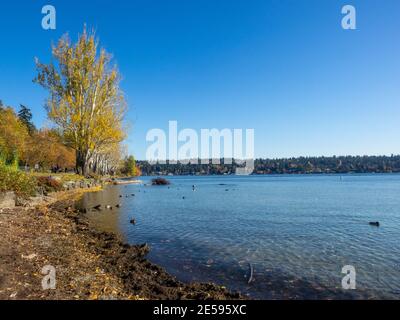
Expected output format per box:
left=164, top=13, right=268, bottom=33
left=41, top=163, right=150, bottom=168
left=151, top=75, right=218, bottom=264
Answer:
left=79, top=175, right=400, bottom=299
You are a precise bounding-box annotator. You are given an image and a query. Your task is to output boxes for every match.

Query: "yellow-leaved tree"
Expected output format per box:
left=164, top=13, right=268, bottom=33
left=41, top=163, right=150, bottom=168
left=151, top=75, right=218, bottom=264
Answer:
left=34, top=27, right=126, bottom=176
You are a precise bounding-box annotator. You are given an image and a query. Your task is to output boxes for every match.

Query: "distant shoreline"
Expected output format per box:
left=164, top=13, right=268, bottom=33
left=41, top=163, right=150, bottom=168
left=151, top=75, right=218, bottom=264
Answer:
left=138, top=172, right=400, bottom=177
left=137, top=155, right=400, bottom=176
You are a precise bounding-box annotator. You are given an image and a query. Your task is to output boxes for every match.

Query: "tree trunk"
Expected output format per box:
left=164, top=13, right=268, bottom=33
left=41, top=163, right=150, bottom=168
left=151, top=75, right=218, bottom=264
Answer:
left=76, top=150, right=86, bottom=176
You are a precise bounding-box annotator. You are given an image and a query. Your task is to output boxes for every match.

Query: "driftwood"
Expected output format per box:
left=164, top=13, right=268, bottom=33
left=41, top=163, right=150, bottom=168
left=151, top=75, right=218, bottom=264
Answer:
left=248, top=262, right=254, bottom=284
left=113, top=180, right=141, bottom=185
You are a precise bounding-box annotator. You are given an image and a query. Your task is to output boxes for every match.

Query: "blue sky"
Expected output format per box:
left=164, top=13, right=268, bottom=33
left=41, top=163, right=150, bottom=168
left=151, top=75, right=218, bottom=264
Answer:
left=0, top=0, right=399, bottom=159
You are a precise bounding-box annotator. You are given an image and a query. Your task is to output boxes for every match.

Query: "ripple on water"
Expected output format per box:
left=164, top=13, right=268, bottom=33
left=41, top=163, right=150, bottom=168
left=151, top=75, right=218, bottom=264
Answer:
left=82, top=175, right=400, bottom=299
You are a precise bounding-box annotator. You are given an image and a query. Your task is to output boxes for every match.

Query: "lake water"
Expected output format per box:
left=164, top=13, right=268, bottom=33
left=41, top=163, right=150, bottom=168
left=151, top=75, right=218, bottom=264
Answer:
left=80, top=174, right=400, bottom=299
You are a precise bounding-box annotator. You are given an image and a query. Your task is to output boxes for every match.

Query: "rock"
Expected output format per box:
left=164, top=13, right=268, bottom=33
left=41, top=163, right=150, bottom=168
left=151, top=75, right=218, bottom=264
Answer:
left=152, top=177, right=170, bottom=185
left=106, top=205, right=112, bottom=210
left=369, top=221, right=380, bottom=227
left=116, top=204, right=121, bottom=208
left=137, top=243, right=150, bottom=256
left=16, top=196, right=46, bottom=207
left=93, top=205, right=101, bottom=210
left=0, top=192, right=15, bottom=208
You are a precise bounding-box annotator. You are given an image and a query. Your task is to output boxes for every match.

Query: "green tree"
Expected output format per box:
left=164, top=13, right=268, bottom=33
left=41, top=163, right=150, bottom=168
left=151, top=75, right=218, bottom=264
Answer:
left=18, top=104, right=36, bottom=134
left=123, top=155, right=137, bottom=176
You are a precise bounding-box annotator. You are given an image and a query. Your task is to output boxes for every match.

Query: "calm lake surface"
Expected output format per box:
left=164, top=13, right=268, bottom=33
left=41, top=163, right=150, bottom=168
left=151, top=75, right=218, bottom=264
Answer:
left=80, top=174, right=400, bottom=299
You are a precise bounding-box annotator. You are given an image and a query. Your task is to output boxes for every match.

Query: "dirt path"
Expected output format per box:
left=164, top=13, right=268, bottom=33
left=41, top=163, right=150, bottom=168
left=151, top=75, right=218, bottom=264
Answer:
left=0, top=189, right=242, bottom=300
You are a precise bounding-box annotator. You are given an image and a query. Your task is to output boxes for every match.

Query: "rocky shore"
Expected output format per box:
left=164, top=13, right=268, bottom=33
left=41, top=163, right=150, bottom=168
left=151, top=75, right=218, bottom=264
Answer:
left=0, top=188, right=242, bottom=300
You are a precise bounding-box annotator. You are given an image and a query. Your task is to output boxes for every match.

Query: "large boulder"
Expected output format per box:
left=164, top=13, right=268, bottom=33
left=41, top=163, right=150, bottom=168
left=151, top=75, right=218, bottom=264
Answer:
left=0, top=191, right=16, bottom=208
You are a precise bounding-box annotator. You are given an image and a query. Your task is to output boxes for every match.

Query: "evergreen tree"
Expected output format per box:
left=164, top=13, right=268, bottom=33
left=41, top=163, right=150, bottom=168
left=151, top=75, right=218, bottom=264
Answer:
left=18, top=104, right=35, bottom=134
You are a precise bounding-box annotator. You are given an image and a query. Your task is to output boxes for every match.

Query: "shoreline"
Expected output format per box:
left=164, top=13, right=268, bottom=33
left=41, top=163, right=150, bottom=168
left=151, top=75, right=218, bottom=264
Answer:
left=137, top=172, right=400, bottom=178
left=0, top=188, right=242, bottom=300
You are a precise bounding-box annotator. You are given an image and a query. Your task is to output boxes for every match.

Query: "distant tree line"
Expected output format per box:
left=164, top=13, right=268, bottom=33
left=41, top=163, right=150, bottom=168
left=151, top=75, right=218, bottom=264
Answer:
left=137, top=156, right=400, bottom=176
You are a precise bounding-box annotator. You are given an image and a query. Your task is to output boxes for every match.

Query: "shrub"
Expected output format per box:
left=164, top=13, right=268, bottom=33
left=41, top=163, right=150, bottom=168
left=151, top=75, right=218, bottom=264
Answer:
left=0, top=163, right=37, bottom=198
left=151, top=177, right=170, bottom=185
left=121, top=156, right=141, bottom=177
left=36, top=176, right=63, bottom=193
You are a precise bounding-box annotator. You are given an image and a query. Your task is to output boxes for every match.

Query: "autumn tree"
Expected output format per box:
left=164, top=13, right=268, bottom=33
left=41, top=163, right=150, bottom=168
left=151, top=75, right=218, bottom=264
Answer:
left=90, top=142, right=124, bottom=175
left=23, top=129, right=75, bottom=170
left=35, top=27, right=126, bottom=176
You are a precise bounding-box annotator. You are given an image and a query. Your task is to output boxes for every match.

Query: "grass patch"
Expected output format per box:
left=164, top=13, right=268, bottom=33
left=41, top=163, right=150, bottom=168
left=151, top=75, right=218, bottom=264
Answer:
left=30, top=172, right=84, bottom=183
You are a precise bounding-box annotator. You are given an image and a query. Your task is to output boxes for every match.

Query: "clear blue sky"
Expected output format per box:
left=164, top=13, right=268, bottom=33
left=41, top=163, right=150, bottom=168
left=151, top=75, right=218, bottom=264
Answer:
left=0, top=0, right=399, bottom=159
